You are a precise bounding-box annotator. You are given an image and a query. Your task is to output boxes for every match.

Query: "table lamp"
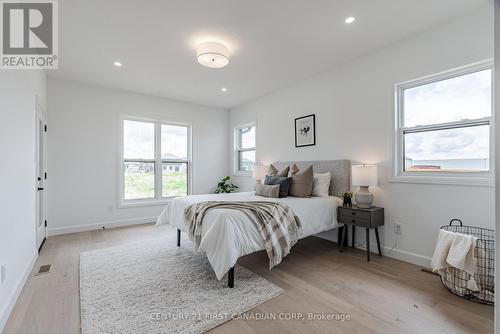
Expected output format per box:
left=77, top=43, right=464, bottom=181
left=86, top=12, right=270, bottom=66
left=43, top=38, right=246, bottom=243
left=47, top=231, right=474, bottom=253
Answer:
left=252, top=164, right=269, bottom=183
left=352, top=164, right=377, bottom=208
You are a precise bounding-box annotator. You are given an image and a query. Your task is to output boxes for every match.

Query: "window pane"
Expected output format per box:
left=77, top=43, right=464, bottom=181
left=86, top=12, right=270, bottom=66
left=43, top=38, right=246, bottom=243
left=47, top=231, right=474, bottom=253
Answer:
left=162, top=163, right=188, bottom=197
left=161, top=124, right=188, bottom=160
left=404, top=69, right=491, bottom=127
left=404, top=125, right=489, bottom=172
left=239, top=126, right=255, bottom=149
left=124, top=120, right=155, bottom=159
left=239, top=150, right=255, bottom=171
left=124, top=162, right=155, bottom=199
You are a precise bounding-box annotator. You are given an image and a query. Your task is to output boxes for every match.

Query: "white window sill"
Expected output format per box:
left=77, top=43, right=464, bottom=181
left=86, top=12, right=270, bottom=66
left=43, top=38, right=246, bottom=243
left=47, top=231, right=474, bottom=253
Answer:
left=233, top=171, right=252, bottom=177
left=388, top=175, right=494, bottom=187
left=118, top=198, right=178, bottom=209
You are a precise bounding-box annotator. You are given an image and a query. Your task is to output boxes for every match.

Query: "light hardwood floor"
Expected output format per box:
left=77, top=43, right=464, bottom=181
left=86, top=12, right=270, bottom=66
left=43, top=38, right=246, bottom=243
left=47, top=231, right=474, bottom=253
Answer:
left=3, top=224, right=493, bottom=334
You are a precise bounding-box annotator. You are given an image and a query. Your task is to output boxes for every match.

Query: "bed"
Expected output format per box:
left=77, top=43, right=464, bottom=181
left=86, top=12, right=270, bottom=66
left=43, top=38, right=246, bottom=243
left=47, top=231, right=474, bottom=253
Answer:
left=156, top=160, right=351, bottom=286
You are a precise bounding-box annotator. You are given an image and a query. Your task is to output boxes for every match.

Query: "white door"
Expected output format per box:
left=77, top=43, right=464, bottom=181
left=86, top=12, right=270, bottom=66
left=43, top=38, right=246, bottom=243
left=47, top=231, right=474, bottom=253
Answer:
left=36, top=103, right=47, bottom=250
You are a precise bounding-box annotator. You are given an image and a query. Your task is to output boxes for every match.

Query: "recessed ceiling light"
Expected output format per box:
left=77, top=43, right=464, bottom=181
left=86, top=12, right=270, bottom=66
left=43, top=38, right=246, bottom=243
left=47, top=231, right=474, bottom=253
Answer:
left=221, top=87, right=228, bottom=92
left=113, top=61, right=122, bottom=67
left=345, top=17, right=356, bottom=24
left=197, top=42, right=229, bottom=68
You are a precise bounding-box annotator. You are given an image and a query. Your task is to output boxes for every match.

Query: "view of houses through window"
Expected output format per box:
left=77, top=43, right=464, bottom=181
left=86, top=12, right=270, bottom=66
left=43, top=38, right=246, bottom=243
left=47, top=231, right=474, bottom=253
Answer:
left=123, top=119, right=189, bottom=201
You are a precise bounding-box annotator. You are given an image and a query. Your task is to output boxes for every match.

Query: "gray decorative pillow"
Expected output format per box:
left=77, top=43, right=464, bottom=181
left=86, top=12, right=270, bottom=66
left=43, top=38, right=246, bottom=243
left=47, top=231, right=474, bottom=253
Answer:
left=264, top=175, right=292, bottom=198
left=289, top=165, right=314, bottom=197
left=255, top=183, right=280, bottom=198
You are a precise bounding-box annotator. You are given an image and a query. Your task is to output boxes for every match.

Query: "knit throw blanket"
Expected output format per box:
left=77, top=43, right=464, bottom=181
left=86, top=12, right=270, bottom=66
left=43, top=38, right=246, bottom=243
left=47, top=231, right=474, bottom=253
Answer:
left=184, top=201, right=302, bottom=269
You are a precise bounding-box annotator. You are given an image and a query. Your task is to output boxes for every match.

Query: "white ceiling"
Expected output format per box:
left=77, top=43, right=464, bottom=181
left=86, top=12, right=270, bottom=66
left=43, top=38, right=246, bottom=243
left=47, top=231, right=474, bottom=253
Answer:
left=50, top=0, right=489, bottom=109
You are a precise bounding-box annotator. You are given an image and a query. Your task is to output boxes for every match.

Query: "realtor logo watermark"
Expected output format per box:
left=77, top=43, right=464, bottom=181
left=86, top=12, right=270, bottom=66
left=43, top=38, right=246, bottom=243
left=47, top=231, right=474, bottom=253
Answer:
left=1, top=0, right=58, bottom=69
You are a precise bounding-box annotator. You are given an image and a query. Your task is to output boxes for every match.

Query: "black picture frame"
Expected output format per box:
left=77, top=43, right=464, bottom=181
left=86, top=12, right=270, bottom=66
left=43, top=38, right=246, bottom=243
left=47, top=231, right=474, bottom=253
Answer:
left=294, top=114, right=316, bottom=147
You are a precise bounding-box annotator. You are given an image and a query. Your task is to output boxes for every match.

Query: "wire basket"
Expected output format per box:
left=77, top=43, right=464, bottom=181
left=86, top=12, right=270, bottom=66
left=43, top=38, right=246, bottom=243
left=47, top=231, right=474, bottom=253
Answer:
left=439, top=219, right=494, bottom=305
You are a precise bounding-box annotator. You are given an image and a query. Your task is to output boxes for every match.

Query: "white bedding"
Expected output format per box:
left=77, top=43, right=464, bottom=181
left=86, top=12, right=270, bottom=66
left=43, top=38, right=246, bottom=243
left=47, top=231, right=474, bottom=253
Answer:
left=156, top=192, right=342, bottom=280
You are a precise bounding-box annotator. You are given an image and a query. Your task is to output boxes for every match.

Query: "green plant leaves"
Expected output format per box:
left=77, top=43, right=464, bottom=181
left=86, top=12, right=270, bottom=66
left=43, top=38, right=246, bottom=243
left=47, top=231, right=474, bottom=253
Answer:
left=215, top=176, right=238, bottom=194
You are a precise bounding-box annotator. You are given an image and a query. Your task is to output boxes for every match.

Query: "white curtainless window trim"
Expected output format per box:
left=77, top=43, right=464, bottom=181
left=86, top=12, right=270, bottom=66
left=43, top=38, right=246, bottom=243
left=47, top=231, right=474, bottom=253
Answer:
left=391, top=61, right=495, bottom=187
left=119, top=116, right=192, bottom=207
left=234, top=122, right=256, bottom=176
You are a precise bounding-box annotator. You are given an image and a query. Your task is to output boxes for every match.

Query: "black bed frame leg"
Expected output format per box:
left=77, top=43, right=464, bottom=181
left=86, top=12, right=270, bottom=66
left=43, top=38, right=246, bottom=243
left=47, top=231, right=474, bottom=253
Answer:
left=228, top=267, right=234, bottom=288
left=177, top=229, right=181, bottom=247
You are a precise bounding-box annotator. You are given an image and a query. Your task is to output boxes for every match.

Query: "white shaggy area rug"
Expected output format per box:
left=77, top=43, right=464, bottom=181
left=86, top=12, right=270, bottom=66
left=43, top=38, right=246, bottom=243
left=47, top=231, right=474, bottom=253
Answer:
left=80, top=236, right=283, bottom=334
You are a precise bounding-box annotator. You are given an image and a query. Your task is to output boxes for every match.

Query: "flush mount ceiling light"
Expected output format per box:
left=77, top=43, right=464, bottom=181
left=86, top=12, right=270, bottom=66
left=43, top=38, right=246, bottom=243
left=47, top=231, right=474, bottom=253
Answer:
left=197, top=42, right=229, bottom=68
left=221, top=87, right=228, bottom=92
left=345, top=16, right=356, bottom=24
left=113, top=61, right=122, bottom=67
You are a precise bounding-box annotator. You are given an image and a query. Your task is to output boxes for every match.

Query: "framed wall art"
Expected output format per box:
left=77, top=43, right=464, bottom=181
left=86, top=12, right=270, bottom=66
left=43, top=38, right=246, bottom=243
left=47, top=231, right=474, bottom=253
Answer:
left=295, top=114, right=316, bottom=147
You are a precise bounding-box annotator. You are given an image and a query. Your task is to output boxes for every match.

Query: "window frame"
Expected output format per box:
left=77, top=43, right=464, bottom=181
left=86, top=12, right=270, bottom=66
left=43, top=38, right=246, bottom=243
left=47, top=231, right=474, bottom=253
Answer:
left=392, top=61, right=495, bottom=186
left=119, top=116, right=192, bottom=207
left=234, top=122, right=256, bottom=176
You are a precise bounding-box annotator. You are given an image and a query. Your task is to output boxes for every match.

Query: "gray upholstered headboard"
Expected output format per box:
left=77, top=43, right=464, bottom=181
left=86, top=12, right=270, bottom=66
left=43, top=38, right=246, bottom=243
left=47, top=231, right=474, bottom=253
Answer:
left=271, top=160, right=351, bottom=197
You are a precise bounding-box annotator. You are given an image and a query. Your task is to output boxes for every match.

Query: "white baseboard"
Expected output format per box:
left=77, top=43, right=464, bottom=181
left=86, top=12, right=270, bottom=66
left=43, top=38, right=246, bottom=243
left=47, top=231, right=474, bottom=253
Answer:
left=380, top=245, right=431, bottom=268
left=0, top=249, right=38, bottom=333
left=47, top=216, right=157, bottom=236
left=315, top=233, right=431, bottom=268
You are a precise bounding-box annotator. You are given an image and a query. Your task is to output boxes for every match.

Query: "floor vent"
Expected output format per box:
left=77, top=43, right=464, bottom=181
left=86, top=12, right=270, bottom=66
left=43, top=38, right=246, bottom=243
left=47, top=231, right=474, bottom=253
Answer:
left=421, top=268, right=438, bottom=276
left=36, top=264, right=51, bottom=276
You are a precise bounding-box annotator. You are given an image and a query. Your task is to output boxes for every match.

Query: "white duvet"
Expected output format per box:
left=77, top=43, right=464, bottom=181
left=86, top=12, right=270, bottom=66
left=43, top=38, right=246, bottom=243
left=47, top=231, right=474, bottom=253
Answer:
left=156, top=192, right=342, bottom=280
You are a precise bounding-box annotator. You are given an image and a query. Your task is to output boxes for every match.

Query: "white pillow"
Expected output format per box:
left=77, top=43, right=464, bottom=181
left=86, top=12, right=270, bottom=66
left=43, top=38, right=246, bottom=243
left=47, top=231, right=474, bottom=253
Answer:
left=312, top=172, right=331, bottom=197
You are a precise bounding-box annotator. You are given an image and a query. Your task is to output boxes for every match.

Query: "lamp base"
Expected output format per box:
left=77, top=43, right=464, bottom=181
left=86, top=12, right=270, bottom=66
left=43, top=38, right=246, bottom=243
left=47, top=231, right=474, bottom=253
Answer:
left=355, top=186, right=373, bottom=209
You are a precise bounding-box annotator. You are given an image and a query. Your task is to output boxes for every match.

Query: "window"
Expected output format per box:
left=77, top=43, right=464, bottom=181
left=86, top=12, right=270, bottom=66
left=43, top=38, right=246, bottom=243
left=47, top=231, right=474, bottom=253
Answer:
left=235, top=123, right=256, bottom=173
left=121, top=118, right=190, bottom=204
left=395, top=63, right=494, bottom=182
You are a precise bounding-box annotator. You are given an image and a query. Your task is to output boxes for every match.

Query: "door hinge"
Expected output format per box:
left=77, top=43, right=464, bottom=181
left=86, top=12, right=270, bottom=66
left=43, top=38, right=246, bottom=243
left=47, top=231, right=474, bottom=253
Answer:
left=45, top=220, right=47, bottom=227
left=44, top=125, right=47, bottom=132
left=44, top=172, right=47, bottom=180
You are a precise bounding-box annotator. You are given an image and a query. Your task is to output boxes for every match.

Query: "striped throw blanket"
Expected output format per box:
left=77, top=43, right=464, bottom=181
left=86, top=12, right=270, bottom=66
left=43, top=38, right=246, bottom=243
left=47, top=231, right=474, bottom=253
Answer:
left=184, top=201, right=302, bottom=269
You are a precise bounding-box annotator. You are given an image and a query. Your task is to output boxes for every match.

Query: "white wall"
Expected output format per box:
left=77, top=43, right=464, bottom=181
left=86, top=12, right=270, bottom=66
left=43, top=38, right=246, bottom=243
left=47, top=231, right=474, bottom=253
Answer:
left=47, top=78, right=228, bottom=235
left=0, top=70, right=46, bottom=331
left=229, top=8, right=495, bottom=267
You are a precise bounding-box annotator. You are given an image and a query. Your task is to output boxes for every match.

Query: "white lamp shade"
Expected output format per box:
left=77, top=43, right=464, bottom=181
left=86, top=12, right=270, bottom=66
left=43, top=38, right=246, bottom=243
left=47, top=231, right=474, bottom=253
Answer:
left=352, top=165, right=377, bottom=186
left=253, top=165, right=269, bottom=181
left=197, top=42, right=229, bottom=68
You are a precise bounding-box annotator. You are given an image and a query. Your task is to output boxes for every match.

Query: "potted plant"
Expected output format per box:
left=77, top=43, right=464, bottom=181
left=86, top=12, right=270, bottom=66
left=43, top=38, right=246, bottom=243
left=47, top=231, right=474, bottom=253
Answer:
left=341, top=192, right=353, bottom=207
left=215, top=176, right=238, bottom=194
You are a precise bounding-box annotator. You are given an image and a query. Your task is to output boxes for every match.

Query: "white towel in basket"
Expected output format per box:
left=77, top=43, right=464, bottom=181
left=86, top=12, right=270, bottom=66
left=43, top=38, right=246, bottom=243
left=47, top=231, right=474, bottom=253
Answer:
left=431, top=229, right=479, bottom=292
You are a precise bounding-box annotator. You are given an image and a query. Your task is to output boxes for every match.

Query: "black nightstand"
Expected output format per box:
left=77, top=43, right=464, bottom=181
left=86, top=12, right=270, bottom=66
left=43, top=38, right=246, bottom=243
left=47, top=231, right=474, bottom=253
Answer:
left=338, top=206, right=384, bottom=261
